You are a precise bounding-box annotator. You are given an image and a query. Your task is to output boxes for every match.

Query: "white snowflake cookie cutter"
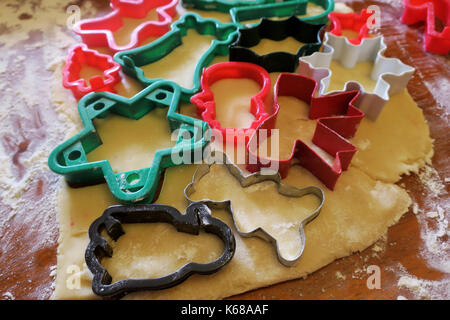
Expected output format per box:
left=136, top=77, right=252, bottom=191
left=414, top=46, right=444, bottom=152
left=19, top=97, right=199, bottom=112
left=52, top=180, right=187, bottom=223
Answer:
left=298, top=32, right=415, bottom=121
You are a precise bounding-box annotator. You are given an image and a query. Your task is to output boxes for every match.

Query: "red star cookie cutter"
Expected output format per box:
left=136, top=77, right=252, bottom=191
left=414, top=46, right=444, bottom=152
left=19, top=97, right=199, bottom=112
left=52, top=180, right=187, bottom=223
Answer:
left=73, top=0, right=178, bottom=52
left=246, top=73, right=364, bottom=190
left=191, top=62, right=271, bottom=146
left=401, top=0, right=450, bottom=54
left=62, top=44, right=121, bottom=100
left=328, top=8, right=374, bottom=45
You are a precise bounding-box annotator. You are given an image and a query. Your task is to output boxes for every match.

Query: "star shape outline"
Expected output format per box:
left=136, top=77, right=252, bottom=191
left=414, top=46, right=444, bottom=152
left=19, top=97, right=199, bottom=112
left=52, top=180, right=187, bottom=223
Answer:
left=48, top=80, right=209, bottom=204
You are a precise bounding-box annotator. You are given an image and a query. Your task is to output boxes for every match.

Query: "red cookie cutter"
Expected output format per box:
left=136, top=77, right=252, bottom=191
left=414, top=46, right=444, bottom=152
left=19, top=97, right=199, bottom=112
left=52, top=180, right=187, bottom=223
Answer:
left=73, top=0, right=178, bottom=52
left=191, top=62, right=271, bottom=146
left=62, top=44, right=121, bottom=100
left=328, top=8, right=374, bottom=45
left=246, top=73, right=364, bottom=190
left=401, top=0, right=450, bottom=54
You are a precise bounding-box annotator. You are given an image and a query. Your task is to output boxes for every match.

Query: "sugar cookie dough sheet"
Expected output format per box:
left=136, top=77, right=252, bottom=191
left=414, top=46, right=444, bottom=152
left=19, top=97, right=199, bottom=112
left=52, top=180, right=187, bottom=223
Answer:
left=50, top=4, right=433, bottom=300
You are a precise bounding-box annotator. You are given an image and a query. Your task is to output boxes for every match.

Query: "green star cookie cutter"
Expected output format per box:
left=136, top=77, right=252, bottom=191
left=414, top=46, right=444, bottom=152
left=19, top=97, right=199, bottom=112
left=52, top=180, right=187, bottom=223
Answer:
left=114, top=13, right=239, bottom=103
left=48, top=80, right=210, bottom=204
left=230, top=0, right=335, bottom=29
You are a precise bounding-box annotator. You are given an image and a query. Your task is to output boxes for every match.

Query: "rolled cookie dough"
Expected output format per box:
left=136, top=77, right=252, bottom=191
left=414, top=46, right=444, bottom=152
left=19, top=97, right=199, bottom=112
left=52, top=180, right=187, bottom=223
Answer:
left=51, top=7, right=433, bottom=300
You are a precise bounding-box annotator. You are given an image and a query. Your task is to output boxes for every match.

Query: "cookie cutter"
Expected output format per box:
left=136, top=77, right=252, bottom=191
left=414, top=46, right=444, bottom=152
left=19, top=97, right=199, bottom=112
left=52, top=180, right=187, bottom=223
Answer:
left=181, top=0, right=269, bottom=13
left=401, top=0, right=450, bottom=54
left=298, top=32, right=415, bottom=121
left=229, top=16, right=325, bottom=72
left=62, top=44, right=122, bottom=100
left=86, top=202, right=235, bottom=299
left=184, top=150, right=324, bottom=266
left=191, top=62, right=271, bottom=146
left=328, top=8, right=374, bottom=45
left=73, top=0, right=178, bottom=52
left=114, top=13, right=239, bottom=102
left=48, top=80, right=209, bottom=204
left=246, top=72, right=364, bottom=190
left=230, top=0, right=334, bottom=29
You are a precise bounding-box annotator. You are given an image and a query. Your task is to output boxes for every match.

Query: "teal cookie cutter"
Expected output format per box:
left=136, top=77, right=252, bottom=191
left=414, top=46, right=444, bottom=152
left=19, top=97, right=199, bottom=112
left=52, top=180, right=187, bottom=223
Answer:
left=230, top=0, right=334, bottom=28
left=114, top=13, right=239, bottom=103
left=48, top=80, right=210, bottom=204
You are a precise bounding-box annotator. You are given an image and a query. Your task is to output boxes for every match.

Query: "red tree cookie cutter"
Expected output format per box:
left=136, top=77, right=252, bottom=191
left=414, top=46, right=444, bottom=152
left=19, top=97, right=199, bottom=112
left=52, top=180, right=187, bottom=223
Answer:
left=401, top=0, right=450, bottom=54
left=62, top=44, right=121, bottom=100
left=191, top=62, right=272, bottom=146
left=73, top=0, right=179, bottom=52
left=246, top=73, right=364, bottom=190
left=328, top=9, right=374, bottom=45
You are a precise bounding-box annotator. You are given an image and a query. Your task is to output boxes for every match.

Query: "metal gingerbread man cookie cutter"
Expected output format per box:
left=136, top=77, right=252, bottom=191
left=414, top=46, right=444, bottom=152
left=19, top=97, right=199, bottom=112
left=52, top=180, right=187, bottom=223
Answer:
left=298, top=32, right=415, bottom=121
left=48, top=80, right=209, bottom=204
left=86, top=202, right=235, bottom=299
left=184, top=151, right=325, bottom=267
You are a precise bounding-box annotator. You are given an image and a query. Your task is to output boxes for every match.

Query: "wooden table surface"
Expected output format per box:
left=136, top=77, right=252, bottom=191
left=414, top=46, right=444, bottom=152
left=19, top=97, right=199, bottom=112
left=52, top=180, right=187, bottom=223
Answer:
left=0, top=0, right=448, bottom=300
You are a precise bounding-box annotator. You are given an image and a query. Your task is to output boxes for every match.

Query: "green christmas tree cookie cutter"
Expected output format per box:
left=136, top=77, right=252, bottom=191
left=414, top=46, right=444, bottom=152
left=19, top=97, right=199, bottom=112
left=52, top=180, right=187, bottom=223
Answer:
left=114, top=13, right=239, bottom=103
left=230, top=0, right=335, bottom=29
left=48, top=80, right=210, bottom=204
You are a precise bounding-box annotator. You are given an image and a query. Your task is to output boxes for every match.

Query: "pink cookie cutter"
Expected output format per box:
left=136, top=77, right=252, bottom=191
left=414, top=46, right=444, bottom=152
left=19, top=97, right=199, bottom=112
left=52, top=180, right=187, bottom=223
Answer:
left=62, top=44, right=121, bottom=100
left=73, top=0, right=179, bottom=52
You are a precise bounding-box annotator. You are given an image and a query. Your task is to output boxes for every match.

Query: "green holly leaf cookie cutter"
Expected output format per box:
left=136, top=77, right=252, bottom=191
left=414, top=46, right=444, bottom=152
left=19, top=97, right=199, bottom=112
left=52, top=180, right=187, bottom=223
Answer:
left=48, top=80, right=210, bottom=204
left=230, top=0, right=335, bottom=29
left=114, top=13, right=239, bottom=103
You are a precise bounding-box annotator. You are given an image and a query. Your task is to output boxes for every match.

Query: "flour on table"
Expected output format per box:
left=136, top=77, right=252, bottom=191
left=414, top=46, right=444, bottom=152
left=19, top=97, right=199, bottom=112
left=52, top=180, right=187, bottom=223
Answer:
left=0, top=0, right=444, bottom=300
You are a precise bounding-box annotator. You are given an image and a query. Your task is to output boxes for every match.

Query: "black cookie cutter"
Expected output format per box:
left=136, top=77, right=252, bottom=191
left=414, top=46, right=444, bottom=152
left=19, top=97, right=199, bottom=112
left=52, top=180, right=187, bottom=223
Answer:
left=85, top=203, right=236, bottom=299
left=229, top=16, right=325, bottom=73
